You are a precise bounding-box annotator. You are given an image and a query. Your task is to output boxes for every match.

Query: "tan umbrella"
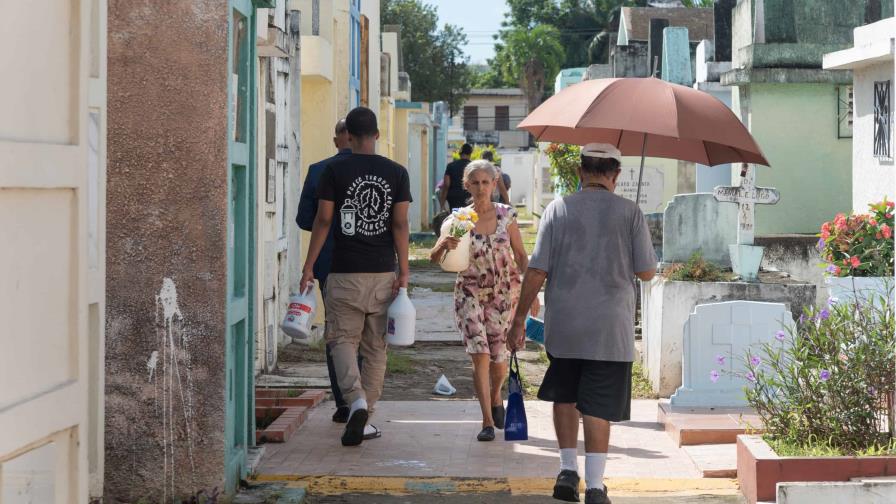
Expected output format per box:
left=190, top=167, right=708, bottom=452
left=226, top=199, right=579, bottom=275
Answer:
left=518, top=77, right=769, bottom=201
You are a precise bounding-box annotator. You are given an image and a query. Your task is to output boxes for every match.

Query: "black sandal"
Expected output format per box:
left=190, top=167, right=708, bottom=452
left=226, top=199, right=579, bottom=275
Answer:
left=477, top=426, right=496, bottom=442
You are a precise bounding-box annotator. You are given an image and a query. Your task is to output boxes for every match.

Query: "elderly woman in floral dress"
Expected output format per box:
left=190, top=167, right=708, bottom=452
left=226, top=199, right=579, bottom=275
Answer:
left=430, top=160, right=540, bottom=441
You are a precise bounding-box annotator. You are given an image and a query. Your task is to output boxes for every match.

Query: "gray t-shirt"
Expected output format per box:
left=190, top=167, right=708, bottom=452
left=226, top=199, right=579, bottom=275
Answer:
left=529, top=190, right=657, bottom=362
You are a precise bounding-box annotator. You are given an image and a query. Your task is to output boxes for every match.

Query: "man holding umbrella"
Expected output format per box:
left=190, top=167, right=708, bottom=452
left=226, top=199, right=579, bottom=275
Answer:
left=508, top=143, right=657, bottom=504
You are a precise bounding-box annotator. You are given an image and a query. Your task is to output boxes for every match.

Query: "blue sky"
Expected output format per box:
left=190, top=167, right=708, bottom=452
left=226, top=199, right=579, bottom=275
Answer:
left=430, top=0, right=508, bottom=64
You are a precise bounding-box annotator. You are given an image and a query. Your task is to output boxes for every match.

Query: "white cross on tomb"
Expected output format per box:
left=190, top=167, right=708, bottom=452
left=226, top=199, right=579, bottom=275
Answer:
left=713, top=164, right=780, bottom=245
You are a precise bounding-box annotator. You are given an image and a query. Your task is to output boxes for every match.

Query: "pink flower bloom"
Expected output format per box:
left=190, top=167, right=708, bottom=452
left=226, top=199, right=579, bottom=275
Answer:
left=850, top=256, right=861, bottom=268
left=882, top=224, right=892, bottom=239
left=775, top=330, right=786, bottom=341
left=745, top=371, right=757, bottom=383
left=710, top=370, right=720, bottom=383
left=750, top=356, right=761, bottom=367
left=716, top=354, right=725, bottom=366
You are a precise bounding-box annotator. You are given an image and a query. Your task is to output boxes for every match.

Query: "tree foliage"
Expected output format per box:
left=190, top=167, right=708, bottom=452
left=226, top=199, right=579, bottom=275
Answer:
left=499, top=25, right=565, bottom=111
left=381, top=0, right=472, bottom=114
left=479, top=1, right=649, bottom=98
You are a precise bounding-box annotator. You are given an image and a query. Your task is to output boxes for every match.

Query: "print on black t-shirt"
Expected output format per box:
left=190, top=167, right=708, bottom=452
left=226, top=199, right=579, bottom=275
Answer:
left=341, top=174, right=394, bottom=236
left=316, top=153, right=412, bottom=273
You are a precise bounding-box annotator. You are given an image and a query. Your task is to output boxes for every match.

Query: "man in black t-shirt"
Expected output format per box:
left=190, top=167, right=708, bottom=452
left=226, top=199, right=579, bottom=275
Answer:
left=439, top=143, right=473, bottom=210
left=301, top=107, right=412, bottom=447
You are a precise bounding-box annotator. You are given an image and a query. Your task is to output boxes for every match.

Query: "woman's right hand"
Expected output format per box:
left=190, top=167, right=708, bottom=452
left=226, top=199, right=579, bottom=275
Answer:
left=440, top=236, right=460, bottom=251
left=430, top=236, right=460, bottom=263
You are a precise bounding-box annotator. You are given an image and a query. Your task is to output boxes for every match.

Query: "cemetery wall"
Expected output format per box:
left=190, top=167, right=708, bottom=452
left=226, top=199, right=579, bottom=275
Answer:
left=735, top=83, right=852, bottom=235
left=851, top=62, right=895, bottom=213
left=105, top=1, right=229, bottom=499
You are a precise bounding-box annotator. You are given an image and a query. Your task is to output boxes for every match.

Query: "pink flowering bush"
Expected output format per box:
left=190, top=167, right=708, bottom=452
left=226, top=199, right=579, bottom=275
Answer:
left=818, top=200, right=895, bottom=278
left=736, top=297, right=895, bottom=455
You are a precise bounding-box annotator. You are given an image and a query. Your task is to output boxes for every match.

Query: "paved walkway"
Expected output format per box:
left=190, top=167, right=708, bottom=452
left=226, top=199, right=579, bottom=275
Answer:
left=258, top=399, right=713, bottom=480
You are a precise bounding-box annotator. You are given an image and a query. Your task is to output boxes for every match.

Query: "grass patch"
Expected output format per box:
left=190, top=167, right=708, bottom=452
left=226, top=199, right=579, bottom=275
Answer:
left=386, top=351, right=415, bottom=374
left=537, top=349, right=550, bottom=365
left=410, top=235, right=437, bottom=260
left=631, top=361, right=657, bottom=399
left=663, top=252, right=733, bottom=282
left=409, top=258, right=435, bottom=269
left=286, top=389, right=300, bottom=398
left=764, top=435, right=896, bottom=457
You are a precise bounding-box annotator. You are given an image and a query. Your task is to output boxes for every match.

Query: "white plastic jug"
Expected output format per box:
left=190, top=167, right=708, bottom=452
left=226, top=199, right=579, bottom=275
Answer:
left=438, top=217, right=472, bottom=273
left=280, top=284, right=316, bottom=343
left=386, top=287, right=416, bottom=346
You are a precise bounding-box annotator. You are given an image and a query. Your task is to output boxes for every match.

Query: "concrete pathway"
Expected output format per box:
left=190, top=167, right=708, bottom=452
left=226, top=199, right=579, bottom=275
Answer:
left=258, top=399, right=702, bottom=479
left=302, top=493, right=745, bottom=503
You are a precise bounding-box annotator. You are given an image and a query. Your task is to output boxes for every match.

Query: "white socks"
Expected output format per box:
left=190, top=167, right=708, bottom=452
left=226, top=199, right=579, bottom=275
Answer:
left=585, top=453, right=608, bottom=490
left=350, top=398, right=368, bottom=416
left=559, top=448, right=578, bottom=473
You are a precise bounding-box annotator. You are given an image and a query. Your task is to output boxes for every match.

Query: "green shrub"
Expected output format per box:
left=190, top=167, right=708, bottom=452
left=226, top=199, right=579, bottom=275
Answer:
left=739, top=295, right=895, bottom=455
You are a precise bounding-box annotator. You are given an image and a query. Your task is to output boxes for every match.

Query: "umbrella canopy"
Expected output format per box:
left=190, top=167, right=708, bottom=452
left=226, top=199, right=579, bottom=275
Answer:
left=518, top=77, right=769, bottom=167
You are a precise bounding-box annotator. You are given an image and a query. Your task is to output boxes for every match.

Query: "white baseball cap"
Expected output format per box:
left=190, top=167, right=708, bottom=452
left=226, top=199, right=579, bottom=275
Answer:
left=582, top=143, right=622, bottom=162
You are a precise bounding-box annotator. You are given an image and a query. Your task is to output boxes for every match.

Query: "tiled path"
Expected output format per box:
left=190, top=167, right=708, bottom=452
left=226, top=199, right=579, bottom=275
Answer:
left=257, top=399, right=702, bottom=479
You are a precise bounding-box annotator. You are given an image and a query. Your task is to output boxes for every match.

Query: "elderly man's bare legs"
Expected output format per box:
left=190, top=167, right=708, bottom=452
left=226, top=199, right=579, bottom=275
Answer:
left=552, top=403, right=611, bottom=503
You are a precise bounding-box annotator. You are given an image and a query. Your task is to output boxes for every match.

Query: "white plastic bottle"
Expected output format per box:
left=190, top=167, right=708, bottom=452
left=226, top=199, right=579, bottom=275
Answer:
left=386, top=287, right=416, bottom=346
left=280, top=284, right=316, bottom=343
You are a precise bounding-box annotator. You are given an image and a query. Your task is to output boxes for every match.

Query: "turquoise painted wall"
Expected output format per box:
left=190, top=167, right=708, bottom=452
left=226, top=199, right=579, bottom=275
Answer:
left=743, top=83, right=852, bottom=235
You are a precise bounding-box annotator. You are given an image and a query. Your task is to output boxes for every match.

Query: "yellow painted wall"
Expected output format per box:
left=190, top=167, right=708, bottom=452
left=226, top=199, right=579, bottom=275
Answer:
left=300, top=76, right=337, bottom=323
left=394, top=108, right=410, bottom=168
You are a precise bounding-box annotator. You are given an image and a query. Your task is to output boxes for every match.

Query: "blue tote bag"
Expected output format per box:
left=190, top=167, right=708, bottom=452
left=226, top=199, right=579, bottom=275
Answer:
left=504, top=351, right=528, bottom=441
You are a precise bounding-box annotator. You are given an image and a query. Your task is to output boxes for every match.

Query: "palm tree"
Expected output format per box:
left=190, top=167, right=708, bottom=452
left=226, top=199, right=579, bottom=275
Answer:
left=499, top=25, right=566, bottom=111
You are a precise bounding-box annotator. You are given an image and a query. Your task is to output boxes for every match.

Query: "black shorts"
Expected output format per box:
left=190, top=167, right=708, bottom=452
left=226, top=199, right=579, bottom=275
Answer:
left=537, top=354, right=633, bottom=422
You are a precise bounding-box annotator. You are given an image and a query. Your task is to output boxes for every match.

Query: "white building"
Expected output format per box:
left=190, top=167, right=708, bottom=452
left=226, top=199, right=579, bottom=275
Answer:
left=824, top=16, right=895, bottom=213
left=459, top=88, right=530, bottom=149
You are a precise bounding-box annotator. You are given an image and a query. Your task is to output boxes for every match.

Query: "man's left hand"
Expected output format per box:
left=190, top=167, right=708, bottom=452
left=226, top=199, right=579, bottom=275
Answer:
left=507, top=318, right=525, bottom=352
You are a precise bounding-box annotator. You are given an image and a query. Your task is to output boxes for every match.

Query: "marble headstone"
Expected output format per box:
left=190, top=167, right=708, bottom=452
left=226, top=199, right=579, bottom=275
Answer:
left=663, top=193, right=737, bottom=267
left=662, top=27, right=693, bottom=86
left=617, top=164, right=665, bottom=214
left=670, top=301, right=793, bottom=408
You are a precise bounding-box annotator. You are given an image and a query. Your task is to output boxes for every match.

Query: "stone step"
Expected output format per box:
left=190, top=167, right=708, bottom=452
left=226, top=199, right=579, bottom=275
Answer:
left=658, top=401, right=763, bottom=447
left=682, top=443, right=738, bottom=478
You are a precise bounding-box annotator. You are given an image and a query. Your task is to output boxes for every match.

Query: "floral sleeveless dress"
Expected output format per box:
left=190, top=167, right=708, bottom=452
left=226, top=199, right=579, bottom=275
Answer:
left=454, top=203, right=522, bottom=363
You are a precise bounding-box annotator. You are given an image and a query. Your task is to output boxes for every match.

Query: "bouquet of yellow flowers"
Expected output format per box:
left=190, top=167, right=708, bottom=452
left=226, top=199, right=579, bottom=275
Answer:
left=448, top=207, right=478, bottom=238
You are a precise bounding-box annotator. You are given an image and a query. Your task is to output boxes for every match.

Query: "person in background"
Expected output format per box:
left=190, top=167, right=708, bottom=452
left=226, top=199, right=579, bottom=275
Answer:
left=296, top=119, right=362, bottom=425
left=430, top=160, right=539, bottom=442
left=480, top=150, right=511, bottom=205
left=301, top=106, right=412, bottom=447
left=440, top=143, right=473, bottom=210
left=507, top=144, right=657, bottom=504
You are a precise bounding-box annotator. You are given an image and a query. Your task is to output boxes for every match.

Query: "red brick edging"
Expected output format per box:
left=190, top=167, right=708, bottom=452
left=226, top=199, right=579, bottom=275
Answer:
left=255, top=389, right=328, bottom=444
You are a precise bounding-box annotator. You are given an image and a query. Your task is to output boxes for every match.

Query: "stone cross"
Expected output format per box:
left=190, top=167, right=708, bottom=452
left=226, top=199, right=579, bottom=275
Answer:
left=713, top=164, right=780, bottom=245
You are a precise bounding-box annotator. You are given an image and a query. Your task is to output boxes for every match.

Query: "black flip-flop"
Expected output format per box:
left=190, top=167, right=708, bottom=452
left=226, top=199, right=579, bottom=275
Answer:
left=362, top=424, right=382, bottom=440
left=341, top=408, right=369, bottom=446
left=477, top=426, right=496, bottom=442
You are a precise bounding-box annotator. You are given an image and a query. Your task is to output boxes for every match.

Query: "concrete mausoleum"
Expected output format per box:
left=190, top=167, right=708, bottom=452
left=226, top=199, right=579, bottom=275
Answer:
left=721, top=0, right=894, bottom=235
left=823, top=15, right=896, bottom=212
